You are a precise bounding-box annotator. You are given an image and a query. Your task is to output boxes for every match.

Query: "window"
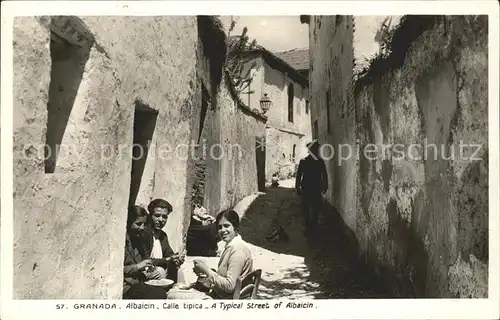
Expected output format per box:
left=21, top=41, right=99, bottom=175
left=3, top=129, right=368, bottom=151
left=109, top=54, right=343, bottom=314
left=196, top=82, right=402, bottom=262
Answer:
left=287, top=83, right=294, bottom=123
left=292, top=144, right=296, bottom=162
left=305, top=100, right=310, bottom=114
left=326, top=90, right=331, bottom=133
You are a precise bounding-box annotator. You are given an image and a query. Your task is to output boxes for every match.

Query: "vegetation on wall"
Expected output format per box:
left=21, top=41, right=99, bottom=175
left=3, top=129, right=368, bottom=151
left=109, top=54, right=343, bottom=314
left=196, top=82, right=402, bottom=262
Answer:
left=354, top=15, right=440, bottom=92
left=225, top=18, right=260, bottom=98
left=197, top=15, right=266, bottom=120
left=374, top=16, right=394, bottom=55
left=197, top=16, right=260, bottom=103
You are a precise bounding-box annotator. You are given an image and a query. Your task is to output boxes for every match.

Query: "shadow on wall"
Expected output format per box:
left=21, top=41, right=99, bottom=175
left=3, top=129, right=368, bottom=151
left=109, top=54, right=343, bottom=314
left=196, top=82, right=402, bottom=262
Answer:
left=387, top=197, right=429, bottom=297
left=238, top=186, right=391, bottom=298
left=45, top=25, right=93, bottom=173
left=128, top=101, right=159, bottom=207
left=355, top=79, right=432, bottom=298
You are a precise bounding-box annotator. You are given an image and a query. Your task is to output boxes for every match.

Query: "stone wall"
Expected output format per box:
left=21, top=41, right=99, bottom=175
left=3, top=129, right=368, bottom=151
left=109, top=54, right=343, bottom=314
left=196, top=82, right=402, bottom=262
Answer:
left=230, top=52, right=312, bottom=184
left=202, top=76, right=267, bottom=216
left=190, top=42, right=212, bottom=215
left=193, top=33, right=267, bottom=218
left=13, top=16, right=199, bottom=299
left=265, top=127, right=305, bottom=181
left=354, top=16, right=488, bottom=298
left=191, top=90, right=207, bottom=209
left=309, top=15, right=488, bottom=298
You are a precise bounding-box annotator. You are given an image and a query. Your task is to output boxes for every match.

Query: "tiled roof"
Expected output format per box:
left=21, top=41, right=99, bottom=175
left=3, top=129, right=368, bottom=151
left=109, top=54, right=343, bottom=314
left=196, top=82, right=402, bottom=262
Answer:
left=274, top=48, right=309, bottom=71
left=228, top=36, right=308, bottom=86
left=250, top=48, right=308, bottom=86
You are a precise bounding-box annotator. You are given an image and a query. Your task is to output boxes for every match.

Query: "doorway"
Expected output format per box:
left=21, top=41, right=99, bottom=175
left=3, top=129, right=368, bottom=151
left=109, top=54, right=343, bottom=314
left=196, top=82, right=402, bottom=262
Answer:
left=255, top=135, right=266, bottom=191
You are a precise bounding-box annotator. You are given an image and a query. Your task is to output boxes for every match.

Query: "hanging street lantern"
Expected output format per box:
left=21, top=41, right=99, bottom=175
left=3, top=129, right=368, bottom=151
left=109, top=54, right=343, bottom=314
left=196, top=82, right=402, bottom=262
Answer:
left=260, top=93, right=272, bottom=114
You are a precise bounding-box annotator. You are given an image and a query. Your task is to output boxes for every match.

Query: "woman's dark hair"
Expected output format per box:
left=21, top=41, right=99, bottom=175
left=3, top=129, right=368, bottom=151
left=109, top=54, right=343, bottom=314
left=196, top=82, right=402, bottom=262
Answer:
left=148, top=198, right=173, bottom=215
left=127, top=205, right=148, bottom=229
left=215, top=209, right=240, bottom=232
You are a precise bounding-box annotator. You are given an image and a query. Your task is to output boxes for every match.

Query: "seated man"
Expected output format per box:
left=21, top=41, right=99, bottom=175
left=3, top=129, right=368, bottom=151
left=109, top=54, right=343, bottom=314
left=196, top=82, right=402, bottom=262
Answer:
left=145, top=198, right=185, bottom=282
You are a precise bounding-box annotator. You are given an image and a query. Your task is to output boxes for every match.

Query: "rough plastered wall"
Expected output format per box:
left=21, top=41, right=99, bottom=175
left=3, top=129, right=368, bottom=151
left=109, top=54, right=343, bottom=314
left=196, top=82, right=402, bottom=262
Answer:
left=263, top=60, right=309, bottom=134
left=238, top=57, right=264, bottom=112
left=355, top=16, right=488, bottom=297
left=265, top=127, right=305, bottom=180
left=202, top=77, right=267, bottom=216
left=308, top=15, right=357, bottom=230
left=262, top=61, right=311, bottom=182
left=231, top=103, right=267, bottom=202
left=13, top=16, right=197, bottom=299
left=299, top=86, right=312, bottom=145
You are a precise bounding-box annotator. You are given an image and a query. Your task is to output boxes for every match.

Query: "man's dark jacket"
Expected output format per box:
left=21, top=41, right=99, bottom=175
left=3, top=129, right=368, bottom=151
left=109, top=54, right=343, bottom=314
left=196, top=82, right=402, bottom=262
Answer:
left=143, top=228, right=178, bottom=282
left=295, top=155, right=328, bottom=193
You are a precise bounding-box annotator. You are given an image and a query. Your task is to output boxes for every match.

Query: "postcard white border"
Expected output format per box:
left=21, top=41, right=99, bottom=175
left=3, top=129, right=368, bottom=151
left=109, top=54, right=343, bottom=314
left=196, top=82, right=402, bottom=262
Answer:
left=1, top=1, right=499, bottom=319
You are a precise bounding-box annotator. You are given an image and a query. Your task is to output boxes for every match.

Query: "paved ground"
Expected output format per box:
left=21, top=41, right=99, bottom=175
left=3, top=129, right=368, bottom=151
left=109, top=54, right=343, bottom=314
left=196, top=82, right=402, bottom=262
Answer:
left=232, top=179, right=390, bottom=299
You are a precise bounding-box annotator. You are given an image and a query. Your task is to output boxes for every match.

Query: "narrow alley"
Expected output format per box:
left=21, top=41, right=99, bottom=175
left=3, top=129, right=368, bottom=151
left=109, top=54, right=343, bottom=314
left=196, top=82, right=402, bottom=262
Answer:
left=10, top=13, right=491, bottom=308
left=233, top=179, right=389, bottom=299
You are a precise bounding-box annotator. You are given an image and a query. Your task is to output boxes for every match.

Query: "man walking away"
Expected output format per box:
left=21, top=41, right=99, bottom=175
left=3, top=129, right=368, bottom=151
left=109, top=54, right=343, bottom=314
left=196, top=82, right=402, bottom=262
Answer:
left=295, top=140, right=328, bottom=234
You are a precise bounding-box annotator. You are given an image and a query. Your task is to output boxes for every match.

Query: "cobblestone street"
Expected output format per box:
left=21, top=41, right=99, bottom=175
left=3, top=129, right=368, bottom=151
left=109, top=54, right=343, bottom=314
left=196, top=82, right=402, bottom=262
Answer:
left=233, top=179, right=390, bottom=299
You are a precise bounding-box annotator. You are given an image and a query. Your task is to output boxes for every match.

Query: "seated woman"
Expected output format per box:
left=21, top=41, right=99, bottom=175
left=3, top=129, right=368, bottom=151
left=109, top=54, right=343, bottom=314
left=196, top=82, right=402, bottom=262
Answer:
left=167, top=209, right=253, bottom=299
left=123, top=205, right=167, bottom=299
left=144, top=198, right=185, bottom=282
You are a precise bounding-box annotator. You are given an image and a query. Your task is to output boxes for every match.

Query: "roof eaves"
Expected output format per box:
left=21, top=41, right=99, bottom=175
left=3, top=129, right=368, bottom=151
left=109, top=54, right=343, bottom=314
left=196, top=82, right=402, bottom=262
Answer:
left=274, top=48, right=309, bottom=70
left=248, top=46, right=308, bottom=86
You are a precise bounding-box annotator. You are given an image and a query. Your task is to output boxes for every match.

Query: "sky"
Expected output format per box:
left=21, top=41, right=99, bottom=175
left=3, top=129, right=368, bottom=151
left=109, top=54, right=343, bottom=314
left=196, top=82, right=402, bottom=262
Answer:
left=352, top=16, right=402, bottom=62
left=220, top=16, right=309, bottom=53
left=220, top=15, right=402, bottom=62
